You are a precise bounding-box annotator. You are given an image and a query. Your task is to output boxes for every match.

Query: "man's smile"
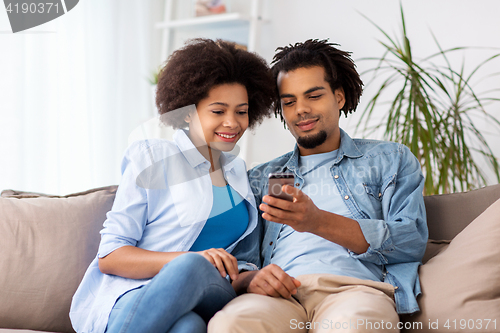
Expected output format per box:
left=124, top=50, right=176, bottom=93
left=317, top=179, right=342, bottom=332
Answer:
left=296, top=118, right=319, bottom=132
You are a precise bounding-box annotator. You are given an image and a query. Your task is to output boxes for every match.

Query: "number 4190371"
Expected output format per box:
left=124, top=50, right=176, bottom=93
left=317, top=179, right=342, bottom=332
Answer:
left=444, top=319, right=496, bottom=330
left=6, top=3, right=60, bottom=14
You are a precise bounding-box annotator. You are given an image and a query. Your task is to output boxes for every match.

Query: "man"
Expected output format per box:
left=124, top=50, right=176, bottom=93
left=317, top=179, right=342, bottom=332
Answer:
left=208, top=39, right=428, bottom=333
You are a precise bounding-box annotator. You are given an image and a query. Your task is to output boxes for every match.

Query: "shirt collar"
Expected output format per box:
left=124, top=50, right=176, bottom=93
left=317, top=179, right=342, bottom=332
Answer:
left=283, top=128, right=363, bottom=174
left=173, top=129, right=237, bottom=172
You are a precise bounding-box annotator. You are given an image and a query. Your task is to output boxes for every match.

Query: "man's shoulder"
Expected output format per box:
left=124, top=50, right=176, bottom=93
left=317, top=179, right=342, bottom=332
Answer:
left=351, top=137, right=407, bottom=156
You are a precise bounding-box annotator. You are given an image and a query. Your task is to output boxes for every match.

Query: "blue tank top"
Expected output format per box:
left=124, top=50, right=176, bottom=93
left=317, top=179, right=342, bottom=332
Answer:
left=189, top=185, right=249, bottom=251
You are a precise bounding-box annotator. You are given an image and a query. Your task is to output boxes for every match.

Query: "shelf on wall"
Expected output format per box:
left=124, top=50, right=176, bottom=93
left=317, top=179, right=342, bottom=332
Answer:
left=155, top=12, right=250, bottom=29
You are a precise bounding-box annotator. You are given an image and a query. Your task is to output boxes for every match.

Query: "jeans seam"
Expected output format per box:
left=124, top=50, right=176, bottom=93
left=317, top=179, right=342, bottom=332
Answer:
left=119, top=285, right=150, bottom=333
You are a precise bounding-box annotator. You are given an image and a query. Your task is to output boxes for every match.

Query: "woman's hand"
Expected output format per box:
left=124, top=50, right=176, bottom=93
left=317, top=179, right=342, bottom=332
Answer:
left=196, top=248, right=239, bottom=281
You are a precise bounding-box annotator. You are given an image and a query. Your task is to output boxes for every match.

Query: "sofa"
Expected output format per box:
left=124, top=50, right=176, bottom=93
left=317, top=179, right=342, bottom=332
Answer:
left=1, top=184, right=500, bottom=333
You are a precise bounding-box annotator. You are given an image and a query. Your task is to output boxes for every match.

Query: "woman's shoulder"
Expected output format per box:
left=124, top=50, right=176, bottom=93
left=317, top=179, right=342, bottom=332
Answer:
left=121, top=139, right=181, bottom=172
left=126, top=139, right=180, bottom=158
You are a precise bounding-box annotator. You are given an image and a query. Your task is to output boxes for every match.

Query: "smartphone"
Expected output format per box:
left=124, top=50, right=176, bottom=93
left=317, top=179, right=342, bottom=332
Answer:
left=268, top=172, right=295, bottom=202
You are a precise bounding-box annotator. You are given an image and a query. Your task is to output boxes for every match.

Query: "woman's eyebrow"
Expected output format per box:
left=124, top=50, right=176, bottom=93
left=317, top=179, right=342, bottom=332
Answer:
left=208, top=102, right=229, bottom=106
left=208, top=102, right=249, bottom=107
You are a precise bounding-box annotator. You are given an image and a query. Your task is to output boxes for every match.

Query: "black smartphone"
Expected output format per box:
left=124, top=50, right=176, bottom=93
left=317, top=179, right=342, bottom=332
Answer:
left=268, top=172, right=295, bottom=202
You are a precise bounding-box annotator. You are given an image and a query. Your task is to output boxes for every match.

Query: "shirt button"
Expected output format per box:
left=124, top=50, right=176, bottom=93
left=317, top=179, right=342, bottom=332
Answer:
left=378, top=192, right=382, bottom=197
left=344, top=195, right=349, bottom=200
left=269, top=242, right=273, bottom=246
left=334, top=175, right=339, bottom=179
left=295, top=183, right=300, bottom=187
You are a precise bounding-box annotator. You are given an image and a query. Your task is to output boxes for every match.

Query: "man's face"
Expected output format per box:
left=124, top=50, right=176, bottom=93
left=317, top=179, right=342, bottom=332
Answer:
left=277, top=66, right=345, bottom=156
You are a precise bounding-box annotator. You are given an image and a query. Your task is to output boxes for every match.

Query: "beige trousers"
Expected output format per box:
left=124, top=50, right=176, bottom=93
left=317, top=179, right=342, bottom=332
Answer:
left=208, top=274, right=400, bottom=333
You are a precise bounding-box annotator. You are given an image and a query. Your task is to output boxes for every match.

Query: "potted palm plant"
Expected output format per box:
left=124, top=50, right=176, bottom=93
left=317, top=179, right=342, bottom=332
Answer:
left=357, top=4, right=500, bottom=195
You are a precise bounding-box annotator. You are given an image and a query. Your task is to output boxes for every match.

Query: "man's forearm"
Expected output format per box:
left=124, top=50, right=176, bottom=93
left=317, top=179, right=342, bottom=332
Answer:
left=313, top=210, right=369, bottom=254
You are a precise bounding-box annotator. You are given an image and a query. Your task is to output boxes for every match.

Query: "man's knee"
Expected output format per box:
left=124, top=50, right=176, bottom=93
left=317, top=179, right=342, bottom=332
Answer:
left=208, top=309, right=278, bottom=333
left=208, top=294, right=307, bottom=333
left=208, top=309, right=240, bottom=333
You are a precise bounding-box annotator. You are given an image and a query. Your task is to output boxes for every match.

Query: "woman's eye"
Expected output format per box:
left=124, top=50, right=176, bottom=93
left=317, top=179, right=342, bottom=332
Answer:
left=212, top=110, right=224, bottom=114
left=237, top=110, right=248, bottom=115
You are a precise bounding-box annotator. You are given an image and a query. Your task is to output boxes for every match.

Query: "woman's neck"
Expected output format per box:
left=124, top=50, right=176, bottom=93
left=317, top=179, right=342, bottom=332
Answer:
left=187, top=131, right=222, bottom=172
left=194, top=144, right=222, bottom=173
left=196, top=145, right=226, bottom=186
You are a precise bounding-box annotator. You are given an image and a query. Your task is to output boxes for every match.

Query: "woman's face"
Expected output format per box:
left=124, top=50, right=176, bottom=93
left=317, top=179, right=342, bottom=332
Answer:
left=187, top=83, right=249, bottom=151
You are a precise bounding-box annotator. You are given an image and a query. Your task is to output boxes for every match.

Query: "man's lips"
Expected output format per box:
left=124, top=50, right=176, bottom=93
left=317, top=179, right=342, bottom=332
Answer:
left=296, top=119, right=318, bottom=131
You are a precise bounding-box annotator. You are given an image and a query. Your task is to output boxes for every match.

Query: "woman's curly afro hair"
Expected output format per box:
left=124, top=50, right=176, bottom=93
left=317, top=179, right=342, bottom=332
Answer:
left=156, top=38, right=275, bottom=129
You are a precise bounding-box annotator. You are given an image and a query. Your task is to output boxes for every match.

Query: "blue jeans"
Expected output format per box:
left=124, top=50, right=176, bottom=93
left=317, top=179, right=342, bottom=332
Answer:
left=106, top=253, right=237, bottom=333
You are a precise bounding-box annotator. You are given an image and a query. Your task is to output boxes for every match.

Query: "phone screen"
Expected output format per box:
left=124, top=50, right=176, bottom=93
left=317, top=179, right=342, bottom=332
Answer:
left=268, top=172, right=295, bottom=201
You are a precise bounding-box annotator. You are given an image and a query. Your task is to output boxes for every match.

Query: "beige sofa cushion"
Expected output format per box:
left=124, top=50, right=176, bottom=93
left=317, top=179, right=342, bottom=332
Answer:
left=0, top=186, right=117, bottom=333
left=406, top=198, right=500, bottom=332
left=424, top=183, right=500, bottom=240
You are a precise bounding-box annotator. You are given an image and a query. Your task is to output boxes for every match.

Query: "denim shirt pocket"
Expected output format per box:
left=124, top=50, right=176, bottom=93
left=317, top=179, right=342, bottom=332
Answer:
left=362, top=174, right=396, bottom=219
left=363, top=183, right=383, bottom=201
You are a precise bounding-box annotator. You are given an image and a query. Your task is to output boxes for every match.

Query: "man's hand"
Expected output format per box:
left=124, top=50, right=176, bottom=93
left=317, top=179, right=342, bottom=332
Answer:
left=260, top=185, right=321, bottom=233
left=261, top=185, right=370, bottom=254
left=197, top=248, right=239, bottom=281
left=247, top=264, right=301, bottom=298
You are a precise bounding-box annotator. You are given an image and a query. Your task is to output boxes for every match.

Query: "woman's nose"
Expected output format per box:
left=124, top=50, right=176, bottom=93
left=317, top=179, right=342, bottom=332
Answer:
left=223, top=114, right=238, bottom=128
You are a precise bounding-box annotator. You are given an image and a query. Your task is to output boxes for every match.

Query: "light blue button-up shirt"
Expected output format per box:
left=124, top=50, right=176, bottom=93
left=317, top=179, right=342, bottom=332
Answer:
left=270, top=149, right=384, bottom=282
left=70, top=129, right=259, bottom=333
left=248, top=128, right=428, bottom=314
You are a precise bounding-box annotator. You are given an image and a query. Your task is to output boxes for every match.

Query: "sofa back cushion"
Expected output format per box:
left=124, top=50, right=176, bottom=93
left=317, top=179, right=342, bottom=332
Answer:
left=424, top=183, right=500, bottom=240
left=0, top=186, right=117, bottom=333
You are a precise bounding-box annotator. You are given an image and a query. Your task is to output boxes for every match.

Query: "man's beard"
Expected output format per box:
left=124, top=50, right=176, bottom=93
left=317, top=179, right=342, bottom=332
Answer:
left=297, top=130, right=327, bottom=149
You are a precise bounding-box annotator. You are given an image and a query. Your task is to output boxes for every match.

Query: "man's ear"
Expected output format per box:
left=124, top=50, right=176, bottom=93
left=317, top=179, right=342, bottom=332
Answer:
left=335, top=88, right=346, bottom=110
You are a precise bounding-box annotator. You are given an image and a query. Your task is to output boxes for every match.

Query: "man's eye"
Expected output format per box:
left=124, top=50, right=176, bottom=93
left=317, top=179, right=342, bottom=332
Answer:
left=283, top=101, right=295, bottom=106
left=310, top=95, right=322, bottom=99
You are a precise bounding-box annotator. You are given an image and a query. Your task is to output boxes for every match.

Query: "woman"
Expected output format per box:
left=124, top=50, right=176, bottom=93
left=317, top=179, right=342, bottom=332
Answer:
left=70, top=39, right=275, bottom=333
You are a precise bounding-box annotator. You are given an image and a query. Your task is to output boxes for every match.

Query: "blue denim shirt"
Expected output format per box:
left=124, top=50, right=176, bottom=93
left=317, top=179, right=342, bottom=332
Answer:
left=247, top=129, right=428, bottom=314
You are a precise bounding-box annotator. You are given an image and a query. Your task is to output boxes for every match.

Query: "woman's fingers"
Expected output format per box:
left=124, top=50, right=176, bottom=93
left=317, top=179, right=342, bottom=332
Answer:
left=217, top=249, right=239, bottom=280
left=197, top=249, right=239, bottom=280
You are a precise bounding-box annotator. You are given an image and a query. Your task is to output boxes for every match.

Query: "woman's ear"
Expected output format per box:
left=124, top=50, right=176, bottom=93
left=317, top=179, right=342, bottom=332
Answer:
left=184, top=113, right=191, bottom=123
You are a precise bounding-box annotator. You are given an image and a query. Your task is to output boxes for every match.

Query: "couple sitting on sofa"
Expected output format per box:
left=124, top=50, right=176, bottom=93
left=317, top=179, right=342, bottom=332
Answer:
left=69, top=38, right=428, bottom=333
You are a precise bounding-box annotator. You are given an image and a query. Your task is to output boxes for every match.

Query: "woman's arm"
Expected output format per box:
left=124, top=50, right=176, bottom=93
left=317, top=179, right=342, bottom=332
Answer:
left=98, top=246, right=186, bottom=279
left=99, top=246, right=240, bottom=280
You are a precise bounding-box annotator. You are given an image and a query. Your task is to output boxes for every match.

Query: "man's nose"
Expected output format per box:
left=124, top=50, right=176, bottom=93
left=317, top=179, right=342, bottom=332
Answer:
left=296, top=99, right=311, bottom=115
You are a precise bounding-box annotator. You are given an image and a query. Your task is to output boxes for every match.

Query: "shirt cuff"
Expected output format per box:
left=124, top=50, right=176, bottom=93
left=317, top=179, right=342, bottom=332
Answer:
left=98, top=234, right=137, bottom=258
left=350, top=218, right=395, bottom=264
left=237, top=261, right=259, bottom=273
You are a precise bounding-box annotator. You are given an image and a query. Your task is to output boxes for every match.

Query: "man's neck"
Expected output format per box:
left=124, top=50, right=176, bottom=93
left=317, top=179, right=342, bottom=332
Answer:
left=298, top=134, right=341, bottom=156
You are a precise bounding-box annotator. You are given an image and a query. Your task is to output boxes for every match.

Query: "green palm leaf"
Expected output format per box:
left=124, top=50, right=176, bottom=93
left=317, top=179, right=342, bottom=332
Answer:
left=357, top=2, right=500, bottom=194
